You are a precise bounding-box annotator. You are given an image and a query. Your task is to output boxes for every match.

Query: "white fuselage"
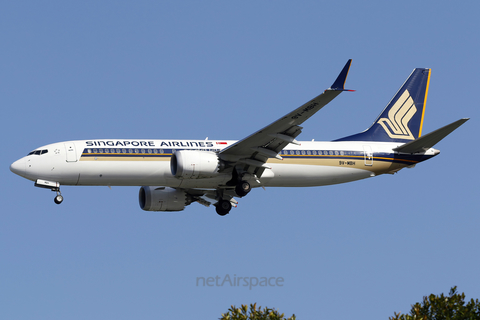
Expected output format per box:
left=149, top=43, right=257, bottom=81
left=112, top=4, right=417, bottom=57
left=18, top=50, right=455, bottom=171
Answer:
left=10, top=139, right=439, bottom=190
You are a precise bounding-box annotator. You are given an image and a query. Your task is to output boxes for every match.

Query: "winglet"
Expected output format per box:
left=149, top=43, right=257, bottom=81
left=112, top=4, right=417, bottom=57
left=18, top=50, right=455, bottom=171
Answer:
left=329, top=59, right=355, bottom=91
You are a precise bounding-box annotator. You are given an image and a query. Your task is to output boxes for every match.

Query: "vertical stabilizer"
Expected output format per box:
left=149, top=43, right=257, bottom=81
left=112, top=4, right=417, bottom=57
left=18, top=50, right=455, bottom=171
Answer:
left=336, top=68, right=431, bottom=142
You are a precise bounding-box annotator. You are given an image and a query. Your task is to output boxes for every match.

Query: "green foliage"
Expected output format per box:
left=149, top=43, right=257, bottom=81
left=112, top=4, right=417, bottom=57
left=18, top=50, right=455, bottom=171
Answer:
left=220, top=303, right=296, bottom=320
left=390, top=286, right=480, bottom=320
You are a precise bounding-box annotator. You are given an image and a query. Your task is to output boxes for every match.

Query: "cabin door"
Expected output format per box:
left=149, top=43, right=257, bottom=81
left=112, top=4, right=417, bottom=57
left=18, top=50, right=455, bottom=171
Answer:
left=363, top=145, right=373, bottom=166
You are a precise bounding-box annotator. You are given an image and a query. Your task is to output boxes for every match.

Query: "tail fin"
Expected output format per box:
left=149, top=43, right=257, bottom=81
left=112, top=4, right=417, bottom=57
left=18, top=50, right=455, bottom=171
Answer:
left=336, top=68, right=431, bottom=142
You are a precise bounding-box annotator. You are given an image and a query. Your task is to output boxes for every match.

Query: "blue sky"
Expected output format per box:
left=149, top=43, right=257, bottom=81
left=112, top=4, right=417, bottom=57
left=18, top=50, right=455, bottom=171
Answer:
left=1, top=1, right=479, bottom=319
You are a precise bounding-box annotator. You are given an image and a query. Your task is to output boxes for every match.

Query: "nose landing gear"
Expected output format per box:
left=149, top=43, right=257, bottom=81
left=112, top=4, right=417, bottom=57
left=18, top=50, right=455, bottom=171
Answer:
left=54, top=192, right=63, bottom=204
left=34, top=179, right=64, bottom=205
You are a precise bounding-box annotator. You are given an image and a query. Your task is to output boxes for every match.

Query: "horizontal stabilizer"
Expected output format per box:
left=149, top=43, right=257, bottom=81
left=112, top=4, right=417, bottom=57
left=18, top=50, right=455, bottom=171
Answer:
left=394, top=118, right=469, bottom=153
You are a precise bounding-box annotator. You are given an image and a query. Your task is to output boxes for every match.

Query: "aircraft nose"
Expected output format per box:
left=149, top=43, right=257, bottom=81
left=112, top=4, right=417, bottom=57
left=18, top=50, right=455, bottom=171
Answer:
left=10, top=158, right=26, bottom=177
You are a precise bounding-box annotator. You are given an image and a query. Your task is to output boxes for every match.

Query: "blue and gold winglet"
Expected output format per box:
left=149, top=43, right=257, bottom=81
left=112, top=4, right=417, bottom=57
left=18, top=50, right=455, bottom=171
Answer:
left=329, top=59, right=355, bottom=91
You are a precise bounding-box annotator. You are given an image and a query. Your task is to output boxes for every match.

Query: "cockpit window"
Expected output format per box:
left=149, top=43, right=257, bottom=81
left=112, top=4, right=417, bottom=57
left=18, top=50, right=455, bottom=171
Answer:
left=28, top=149, right=48, bottom=156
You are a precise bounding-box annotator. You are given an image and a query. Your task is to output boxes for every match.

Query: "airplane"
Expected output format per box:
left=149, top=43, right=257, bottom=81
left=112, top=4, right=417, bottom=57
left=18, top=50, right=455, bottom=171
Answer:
left=10, top=60, right=469, bottom=216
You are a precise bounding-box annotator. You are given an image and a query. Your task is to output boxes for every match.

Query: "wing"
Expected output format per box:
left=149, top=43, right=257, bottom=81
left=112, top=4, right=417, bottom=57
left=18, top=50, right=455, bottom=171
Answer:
left=218, top=59, right=354, bottom=177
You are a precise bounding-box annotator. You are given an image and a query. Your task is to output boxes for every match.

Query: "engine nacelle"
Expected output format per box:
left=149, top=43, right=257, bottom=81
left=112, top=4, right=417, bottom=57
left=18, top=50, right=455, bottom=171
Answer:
left=170, top=150, right=221, bottom=179
left=138, top=186, right=187, bottom=211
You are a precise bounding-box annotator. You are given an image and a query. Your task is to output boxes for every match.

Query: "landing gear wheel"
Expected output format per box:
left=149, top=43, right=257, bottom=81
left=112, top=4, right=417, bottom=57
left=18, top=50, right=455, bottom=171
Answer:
left=215, top=200, right=232, bottom=216
left=54, top=194, right=63, bottom=204
left=235, top=181, right=251, bottom=197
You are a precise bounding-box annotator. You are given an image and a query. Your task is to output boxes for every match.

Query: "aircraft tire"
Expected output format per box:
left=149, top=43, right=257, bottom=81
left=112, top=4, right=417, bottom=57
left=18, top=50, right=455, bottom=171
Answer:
left=215, top=200, right=231, bottom=216
left=235, top=181, right=251, bottom=197
left=54, top=195, right=63, bottom=204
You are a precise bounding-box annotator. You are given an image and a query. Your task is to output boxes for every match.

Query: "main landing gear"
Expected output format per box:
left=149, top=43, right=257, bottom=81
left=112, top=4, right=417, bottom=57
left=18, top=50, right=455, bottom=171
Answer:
left=235, top=180, right=251, bottom=197
left=215, top=170, right=252, bottom=216
left=215, top=200, right=232, bottom=216
left=227, top=169, right=252, bottom=198
left=215, top=188, right=242, bottom=216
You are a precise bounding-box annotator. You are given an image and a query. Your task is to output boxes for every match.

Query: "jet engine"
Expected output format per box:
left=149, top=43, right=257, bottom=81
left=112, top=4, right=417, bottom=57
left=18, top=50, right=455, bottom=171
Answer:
left=170, top=150, right=222, bottom=179
left=139, top=186, right=187, bottom=211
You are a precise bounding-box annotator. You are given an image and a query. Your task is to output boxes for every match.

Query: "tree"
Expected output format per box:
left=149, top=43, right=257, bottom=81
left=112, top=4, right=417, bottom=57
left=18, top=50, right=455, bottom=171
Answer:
left=220, top=303, right=296, bottom=320
left=390, top=286, right=480, bottom=320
